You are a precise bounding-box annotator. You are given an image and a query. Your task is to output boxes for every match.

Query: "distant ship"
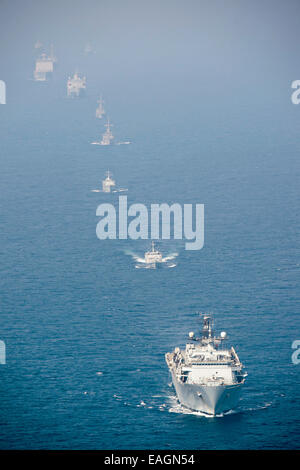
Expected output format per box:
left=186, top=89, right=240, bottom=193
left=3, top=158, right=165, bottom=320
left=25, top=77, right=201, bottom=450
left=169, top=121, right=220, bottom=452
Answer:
left=102, top=170, right=116, bottom=192
left=100, top=119, right=114, bottom=145
left=165, top=314, right=247, bottom=416
left=144, top=241, right=163, bottom=266
left=91, top=119, right=131, bottom=146
left=67, top=72, right=86, bottom=97
left=33, top=45, right=56, bottom=81
left=96, top=96, right=105, bottom=119
left=84, top=42, right=93, bottom=54
left=91, top=171, right=127, bottom=193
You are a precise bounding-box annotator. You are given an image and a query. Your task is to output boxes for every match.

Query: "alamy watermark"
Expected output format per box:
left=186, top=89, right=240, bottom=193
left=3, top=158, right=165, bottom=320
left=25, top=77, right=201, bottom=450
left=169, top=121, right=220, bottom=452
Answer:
left=291, top=340, right=300, bottom=365
left=291, top=80, right=300, bottom=104
left=0, top=80, right=6, bottom=104
left=0, top=340, right=5, bottom=364
left=96, top=196, right=204, bottom=250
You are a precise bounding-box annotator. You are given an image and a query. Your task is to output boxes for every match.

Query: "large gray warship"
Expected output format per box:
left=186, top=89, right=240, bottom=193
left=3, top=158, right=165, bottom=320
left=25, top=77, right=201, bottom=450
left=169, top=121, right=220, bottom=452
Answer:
left=67, top=72, right=86, bottom=97
left=165, top=314, right=247, bottom=415
left=33, top=45, right=56, bottom=81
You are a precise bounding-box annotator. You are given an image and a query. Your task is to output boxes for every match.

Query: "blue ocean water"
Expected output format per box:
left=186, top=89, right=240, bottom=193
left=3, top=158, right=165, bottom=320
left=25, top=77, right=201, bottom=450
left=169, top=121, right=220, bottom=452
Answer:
left=1, top=34, right=300, bottom=449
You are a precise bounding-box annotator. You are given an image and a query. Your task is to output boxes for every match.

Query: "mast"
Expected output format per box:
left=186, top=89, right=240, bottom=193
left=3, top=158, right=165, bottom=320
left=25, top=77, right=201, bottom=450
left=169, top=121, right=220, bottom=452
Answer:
left=96, top=96, right=105, bottom=117
left=102, top=170, right=115, bottom=192
left=105, top=118, right=113, bottom=138
left=202, top=314, right=213, bottom=340
left=50, top=44, right=56, bottom=63
left=100, top=118, right=114, bottom=144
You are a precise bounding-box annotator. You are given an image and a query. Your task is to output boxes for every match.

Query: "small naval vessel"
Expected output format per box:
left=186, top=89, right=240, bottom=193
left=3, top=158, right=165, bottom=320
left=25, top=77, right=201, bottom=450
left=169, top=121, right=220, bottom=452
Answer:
left=100, top=119, right=114, bottom=145
left=91, top=171, right=127, bottom=193
left=165, top=314, right=247, bottom=416
left=34, top=45, right=56, bottom=81
left=102, top=170, right=116, bottom=193
left=84, top=42, right=93, bottom=55
left=144, top=241, right=163, bottom=266
left=67, top=72, right=86, bottom=97
left=96, top=96, right=105, bottom=119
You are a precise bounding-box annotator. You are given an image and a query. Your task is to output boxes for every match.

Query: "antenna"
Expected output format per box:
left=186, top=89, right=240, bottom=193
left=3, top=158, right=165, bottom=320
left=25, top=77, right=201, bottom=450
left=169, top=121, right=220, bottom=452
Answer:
left=201, top=313, right=214, bottom=339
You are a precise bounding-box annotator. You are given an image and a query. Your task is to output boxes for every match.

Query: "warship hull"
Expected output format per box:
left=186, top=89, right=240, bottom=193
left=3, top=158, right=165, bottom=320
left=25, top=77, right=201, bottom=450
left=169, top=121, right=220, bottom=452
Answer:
left=68, top=89, right=85, bottom=98
left=145, top=261, right=162, bottom=268
left=170, top=370, right=242, bottom=416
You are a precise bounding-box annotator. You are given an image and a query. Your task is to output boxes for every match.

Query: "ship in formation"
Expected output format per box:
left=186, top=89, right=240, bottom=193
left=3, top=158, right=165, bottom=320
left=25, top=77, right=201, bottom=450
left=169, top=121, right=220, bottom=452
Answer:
left=91, top=119, right=114, bottom=145
left=91, top=171, right=127, bottom=193
left=67, top=72, right=86, bottom=97
left=33, top=44, right=56, bottom=81
left=165, top=314, right=247, bottom=416
left=133, top=242, right=178, bottom=269
left=100, top=119, right=114, bottom=145
left=84, top=42, right=93, bottom=55
left=30, top=44, right=246, bottom=420
left=92, top=110, right=131, bottom=145
left=144, top=241, right=163, bottom=266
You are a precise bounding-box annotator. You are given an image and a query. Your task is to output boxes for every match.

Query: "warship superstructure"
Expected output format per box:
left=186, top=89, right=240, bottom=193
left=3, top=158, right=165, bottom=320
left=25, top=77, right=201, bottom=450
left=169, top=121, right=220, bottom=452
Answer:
left=100, top=119, right=114, bottom=145
left=102, top=171, right=116, bottom=193
left=96, top=96, right=105, bottom=119
left=144, top=241, right=163, bottom=265
left=165, top=314, right=247, bottom=416
left=34, top=45, right=56, bottom=81
left=67, top=72, right=86, bottom=97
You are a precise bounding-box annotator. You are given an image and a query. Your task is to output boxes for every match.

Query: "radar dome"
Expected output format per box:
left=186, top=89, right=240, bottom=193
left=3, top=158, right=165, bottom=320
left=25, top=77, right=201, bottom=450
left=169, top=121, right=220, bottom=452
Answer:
left=220, top=331, right=227, bottom=339
left=189, top=331, right=195, bottom=339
